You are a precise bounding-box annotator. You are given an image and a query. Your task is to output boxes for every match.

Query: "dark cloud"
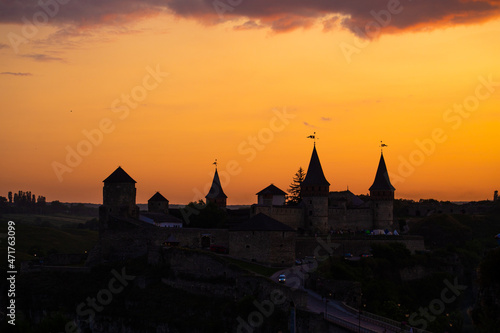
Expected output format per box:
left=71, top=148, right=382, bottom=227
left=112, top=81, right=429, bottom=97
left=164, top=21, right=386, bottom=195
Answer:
left=0, top=0, right=499, bottom=38
left=0, top=43, right=8, bottom=49
left=1, top=71, right=33, bottom=76
left=321, top=117, right=331, bottom=121
left=21, top=53, right=65, bottom=62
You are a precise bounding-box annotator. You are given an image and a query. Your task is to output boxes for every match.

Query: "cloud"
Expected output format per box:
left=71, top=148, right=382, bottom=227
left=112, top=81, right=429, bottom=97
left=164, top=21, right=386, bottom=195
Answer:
left=21, top=53, right=65, bottom=62
left=321, top=117, right=331, bottom=121
left=0, top=43, right=8, bottom=49
left=233, top=20, right=265, bottom=31
left=303, top=121, right=318, bottom=128
left=1, top=72, right=33, bottom=76
left=0, top=0, right=499, bottom=38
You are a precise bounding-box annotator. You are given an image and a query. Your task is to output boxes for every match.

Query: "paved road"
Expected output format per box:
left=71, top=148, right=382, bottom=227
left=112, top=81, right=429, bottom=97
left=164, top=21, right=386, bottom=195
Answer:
left=270, top=265, right=400, bottom=333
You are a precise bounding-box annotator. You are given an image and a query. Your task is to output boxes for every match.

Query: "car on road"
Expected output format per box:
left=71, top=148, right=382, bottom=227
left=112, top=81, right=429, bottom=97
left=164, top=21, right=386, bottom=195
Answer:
left=343, top=253, right=353, bottom=258
left=295, top=259, right=302, bottom=265
left=360, top=253, right=373, bottom=258
left=278, top=274, right=286, bottom=283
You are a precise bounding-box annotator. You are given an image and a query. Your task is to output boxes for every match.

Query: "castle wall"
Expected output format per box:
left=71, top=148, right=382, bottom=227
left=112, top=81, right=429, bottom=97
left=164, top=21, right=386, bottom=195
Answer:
left=229, top=230, right=296, bottom=266
left=252, top=204, right=378, bottom=232
left=252, top=205, right=304, bottom=230
left=372, top=200, right=394, bottom=230
left=88, top=226, right=229, bottom=265
left=328, top=208, right=373, bottom=230
left=160, top=246, right=245, bottom=280
left=257, top=195, right=285, bottom=206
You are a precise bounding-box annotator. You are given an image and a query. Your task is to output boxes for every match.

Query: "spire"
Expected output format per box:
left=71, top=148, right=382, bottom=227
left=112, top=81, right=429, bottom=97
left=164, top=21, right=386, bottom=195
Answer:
left=206, top=168, right=227, bottom=200
left=302, top=145, right=330, bottom=186
left=369, top=152, right=395, bottom=191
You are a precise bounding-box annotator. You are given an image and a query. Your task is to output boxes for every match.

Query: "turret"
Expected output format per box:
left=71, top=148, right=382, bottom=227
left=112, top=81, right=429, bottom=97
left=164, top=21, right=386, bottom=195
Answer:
left=148, top=192, right=169, bottom=214
left=206, top=167, right=227, bottom=209
left=99, top=166, right=139, bottom=231
left=369, top=153, right=395, bottom=230
left=301, top=144, right=330, bottom=233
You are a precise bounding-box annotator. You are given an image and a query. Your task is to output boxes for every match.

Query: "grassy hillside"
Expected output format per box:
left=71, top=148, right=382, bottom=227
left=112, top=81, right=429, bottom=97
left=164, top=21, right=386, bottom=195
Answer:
left=0, top=214, right=98, bottom=262
left=1, top=213, right=94, bottom=228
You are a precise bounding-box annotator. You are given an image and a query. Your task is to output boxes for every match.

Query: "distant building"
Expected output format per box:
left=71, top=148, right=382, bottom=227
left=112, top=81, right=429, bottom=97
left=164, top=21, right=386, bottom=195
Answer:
left=494, top=190, right=498, bottom=201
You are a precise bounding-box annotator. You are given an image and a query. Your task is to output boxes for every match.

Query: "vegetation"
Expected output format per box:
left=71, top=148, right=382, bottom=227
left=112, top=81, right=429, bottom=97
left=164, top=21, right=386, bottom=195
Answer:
left=0, top=214, right=98, bottom=262
left=469, top=247, right=500, bottom=332
left=6, top=257, right=288, bottom=333
left=287, top=166, right=305, bottom=205
left=181, top=200, right=228, bottom=228
left=222, top=256, right=282, bottom=276
left=313, top=203, right=500, bottom=332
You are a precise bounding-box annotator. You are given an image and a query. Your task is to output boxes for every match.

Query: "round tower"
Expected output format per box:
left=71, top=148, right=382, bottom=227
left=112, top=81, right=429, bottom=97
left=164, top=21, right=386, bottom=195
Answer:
left=301, top=144, right=330, bottom=234
left=369, top=152, right=395, bottom=230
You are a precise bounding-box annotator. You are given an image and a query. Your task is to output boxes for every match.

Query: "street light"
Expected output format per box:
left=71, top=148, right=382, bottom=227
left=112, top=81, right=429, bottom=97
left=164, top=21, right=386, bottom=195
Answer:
left=358, top=292, right=363, bottom=333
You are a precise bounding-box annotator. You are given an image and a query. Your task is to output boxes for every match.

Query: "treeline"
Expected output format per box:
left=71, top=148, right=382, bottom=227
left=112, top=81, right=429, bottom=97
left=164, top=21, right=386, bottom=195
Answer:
left=0, top=191, right=98, bottom=217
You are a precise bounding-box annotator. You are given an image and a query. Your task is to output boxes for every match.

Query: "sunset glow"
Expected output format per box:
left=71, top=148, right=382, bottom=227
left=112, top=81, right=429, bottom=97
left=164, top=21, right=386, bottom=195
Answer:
left=1, top=1, right=499, bottom=204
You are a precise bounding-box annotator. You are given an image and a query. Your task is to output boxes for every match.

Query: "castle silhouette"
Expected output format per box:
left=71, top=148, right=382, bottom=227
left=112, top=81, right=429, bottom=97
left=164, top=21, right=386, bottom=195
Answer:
left=99, top=143, right=396, bottom=234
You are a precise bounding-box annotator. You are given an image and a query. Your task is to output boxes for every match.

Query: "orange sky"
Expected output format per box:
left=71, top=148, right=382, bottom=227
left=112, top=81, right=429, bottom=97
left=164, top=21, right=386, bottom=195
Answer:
left=0, top=3, right=499, bottom=205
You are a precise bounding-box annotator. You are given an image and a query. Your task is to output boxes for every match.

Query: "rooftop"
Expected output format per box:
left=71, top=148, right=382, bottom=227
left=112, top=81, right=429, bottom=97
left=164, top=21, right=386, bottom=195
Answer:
left=103, top=166, right=136, bottom=183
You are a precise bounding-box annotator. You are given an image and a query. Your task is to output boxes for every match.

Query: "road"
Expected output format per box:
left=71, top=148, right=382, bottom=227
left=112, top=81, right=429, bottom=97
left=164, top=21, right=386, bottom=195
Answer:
left=270, top=264, right=401, bottom=333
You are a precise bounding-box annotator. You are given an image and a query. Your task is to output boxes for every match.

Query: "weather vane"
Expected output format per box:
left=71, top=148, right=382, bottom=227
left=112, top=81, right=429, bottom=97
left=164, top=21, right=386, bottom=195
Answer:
left=307, top=132, right=317, bottom=145
left=380, top=141, right=388, bottom=153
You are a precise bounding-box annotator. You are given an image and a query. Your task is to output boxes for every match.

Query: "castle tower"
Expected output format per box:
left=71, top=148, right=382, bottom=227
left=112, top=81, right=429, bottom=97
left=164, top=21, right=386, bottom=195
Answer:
left=99, top=166, right=139, bottom=231
left=205, top=166, right=227, bottom=209
left=369, top=153, right=395, bottom=230
left=148, top=192, right=169, bottom=214
left=301, top=144, right=330, bottom=233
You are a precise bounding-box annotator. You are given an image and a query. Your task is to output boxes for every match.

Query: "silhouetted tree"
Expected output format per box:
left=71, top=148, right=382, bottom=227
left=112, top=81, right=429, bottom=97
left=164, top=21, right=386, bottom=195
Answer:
left=182, top=200, right=227, bottom=228
left=49, top=200, right=68, bottom=214
left=287, top=167, right=305, bottom=205
left=37, top=196, right=46, bottom=205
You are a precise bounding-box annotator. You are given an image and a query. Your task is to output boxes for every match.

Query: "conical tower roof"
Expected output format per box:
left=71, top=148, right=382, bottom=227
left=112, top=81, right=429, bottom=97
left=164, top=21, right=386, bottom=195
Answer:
left=369, top=153, right=395, bottom=191
left=302, top=145, right=330, bottom=186
left=103, top=166, right=136, bottom=183
left=148, top=192, right=168, bottom=202
left=206, top=168, right=227, bottom=199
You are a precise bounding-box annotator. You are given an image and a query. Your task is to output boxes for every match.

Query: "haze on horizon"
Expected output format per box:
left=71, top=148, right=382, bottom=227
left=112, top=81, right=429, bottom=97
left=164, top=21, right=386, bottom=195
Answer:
left=0, top=0, right=499, bottom=205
